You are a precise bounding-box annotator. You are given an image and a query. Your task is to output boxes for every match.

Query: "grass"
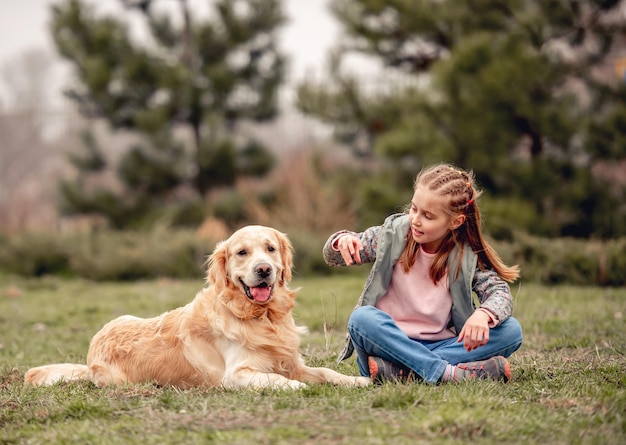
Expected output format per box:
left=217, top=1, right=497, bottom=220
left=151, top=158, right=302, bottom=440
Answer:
left=0, top=272, right=624, bottom=444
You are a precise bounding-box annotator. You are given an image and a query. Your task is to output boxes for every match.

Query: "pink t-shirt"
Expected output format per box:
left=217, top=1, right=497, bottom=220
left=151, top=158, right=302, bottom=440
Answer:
left=375, top=249, right=456, bottom=341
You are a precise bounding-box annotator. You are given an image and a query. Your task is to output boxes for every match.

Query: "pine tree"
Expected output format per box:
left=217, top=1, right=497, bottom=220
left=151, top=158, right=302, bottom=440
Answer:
left=297, top=0, right=626, bottom=237
left=54, top=0, right=284, bottom=227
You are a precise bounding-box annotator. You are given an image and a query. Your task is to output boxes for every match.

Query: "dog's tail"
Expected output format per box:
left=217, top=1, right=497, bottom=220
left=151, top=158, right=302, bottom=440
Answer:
left=24, top=364, right=89, bottom=385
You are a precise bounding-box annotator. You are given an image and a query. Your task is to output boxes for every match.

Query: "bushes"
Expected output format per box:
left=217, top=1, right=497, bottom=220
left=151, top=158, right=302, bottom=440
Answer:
left=64, top=229, right=209, bottom=281
left=0, top=228, right=214, bottom=281
left=605, top=239, right=626, bottom=286
left=0, top=232, right=70, bottom=276
left=0, top=228, right=624, bottom=286
left=493, top=234, right=626, bottom=286
left=287, top=229, right=337, bottom=277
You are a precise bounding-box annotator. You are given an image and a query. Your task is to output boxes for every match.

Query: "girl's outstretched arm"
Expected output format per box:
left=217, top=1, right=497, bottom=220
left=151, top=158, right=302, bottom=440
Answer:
left=322, top=225, right=381, bottom=267
left=334, top=234, right=364, bottom=265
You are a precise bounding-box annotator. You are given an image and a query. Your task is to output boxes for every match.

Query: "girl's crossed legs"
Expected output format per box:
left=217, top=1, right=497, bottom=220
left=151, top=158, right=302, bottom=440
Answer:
left=348, top=305, right=523, bottom=383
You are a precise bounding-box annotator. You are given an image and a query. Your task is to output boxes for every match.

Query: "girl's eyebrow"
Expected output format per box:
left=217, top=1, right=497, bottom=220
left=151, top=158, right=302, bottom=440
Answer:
left=411, top=201, right=435, bottom=215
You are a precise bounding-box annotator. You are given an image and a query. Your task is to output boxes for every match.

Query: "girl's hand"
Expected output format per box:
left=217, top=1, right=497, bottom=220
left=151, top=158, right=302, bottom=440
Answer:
left=457, top=310, right=490, bottom=351
left=335, top=234, right=363, bottom=265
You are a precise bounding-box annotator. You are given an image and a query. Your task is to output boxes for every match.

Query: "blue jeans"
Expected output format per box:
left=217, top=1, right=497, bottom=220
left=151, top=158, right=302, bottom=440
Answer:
left=348, top=306, right=523, bottom=383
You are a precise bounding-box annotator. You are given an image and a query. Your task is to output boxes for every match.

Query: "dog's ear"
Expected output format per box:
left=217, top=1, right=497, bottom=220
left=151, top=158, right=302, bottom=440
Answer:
left=206, top=239, right=229, bottom=290
left=275, top=230, right=294, bottom=285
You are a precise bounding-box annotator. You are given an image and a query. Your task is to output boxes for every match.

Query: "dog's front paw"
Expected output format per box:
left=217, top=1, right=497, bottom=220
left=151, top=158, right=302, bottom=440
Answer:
left=335, top=375, right=373, bottom=387
left=353, top=376, right=372, bottom=387
left=282, top=379, right=307, bottom=390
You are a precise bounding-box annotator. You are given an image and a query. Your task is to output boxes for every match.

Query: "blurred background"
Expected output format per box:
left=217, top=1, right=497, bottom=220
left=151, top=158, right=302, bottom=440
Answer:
left=1, top=0, right=625, bottom=285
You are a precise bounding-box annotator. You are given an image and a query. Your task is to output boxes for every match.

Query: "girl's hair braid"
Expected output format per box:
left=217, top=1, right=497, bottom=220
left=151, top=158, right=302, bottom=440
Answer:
left=418, top=164, right=479, bottom=214
left=400, top=163, right=519, bottom=284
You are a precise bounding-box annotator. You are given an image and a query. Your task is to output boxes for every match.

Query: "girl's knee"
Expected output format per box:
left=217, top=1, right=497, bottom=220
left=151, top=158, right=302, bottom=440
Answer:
left=348, top=306, right=383, bottom=333
left=502, top=317, right=523, bottom=341
left=497, top=317, right=523, bottom=355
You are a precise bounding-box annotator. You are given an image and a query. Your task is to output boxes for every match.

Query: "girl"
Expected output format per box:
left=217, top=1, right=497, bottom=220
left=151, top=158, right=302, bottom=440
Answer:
left=323, top=164, right=523, bottom=383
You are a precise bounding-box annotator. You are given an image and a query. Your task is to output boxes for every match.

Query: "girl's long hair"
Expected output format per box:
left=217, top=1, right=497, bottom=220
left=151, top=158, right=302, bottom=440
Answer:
left=399, top=164, right=520, bottom=284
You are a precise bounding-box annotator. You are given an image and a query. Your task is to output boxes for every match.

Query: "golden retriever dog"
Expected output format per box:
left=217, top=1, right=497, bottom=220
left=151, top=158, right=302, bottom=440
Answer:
left=25, top=225, right=370, bottom=390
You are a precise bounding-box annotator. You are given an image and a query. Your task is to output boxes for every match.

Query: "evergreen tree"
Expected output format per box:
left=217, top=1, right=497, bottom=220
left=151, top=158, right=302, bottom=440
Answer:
left=297, top=0, right=626, bottom=237
left=54, top=0, right=284, bottom=227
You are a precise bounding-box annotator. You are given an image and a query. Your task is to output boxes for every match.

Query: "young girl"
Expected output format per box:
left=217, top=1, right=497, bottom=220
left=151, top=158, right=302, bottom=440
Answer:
left=323, top=163, right=523, bottom=383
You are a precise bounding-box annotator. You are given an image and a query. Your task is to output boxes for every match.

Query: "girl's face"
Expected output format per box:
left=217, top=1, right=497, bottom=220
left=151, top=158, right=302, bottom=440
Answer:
left=408, top=185, right=465, bottom=253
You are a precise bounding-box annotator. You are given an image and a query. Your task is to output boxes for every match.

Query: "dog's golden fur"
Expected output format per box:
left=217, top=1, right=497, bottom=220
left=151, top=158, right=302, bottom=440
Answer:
left=24, top=226, right=370, bottom=389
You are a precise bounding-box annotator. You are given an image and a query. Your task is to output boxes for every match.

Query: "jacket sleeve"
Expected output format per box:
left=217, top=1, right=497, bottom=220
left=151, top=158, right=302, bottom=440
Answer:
left=472, top=268, right=514, bottom=326
left=322, top=225, right=382, bottom=267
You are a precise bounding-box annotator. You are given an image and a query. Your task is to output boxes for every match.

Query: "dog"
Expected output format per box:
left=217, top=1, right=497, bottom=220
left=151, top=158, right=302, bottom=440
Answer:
left=24, top=225, right=371, bottom=390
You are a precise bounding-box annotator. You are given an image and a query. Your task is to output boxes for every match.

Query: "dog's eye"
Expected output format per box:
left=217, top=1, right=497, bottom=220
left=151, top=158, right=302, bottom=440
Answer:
left=267, top=245, right=275, bottom=252
left=237, top=249, right=247, bottom=256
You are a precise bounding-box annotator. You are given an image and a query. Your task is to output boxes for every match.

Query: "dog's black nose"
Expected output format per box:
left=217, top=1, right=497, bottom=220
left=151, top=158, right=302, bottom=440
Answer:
left=255, top=263, right=272, bottom=279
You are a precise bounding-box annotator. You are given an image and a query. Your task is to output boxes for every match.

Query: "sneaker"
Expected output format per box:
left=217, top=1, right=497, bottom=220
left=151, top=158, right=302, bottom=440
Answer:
left=453, top=356, right=511, bottom=382
left=368, top=356, right=416, bottom=384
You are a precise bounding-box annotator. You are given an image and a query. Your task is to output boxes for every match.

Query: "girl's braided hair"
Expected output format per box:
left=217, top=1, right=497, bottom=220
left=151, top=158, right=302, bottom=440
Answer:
left=400, top=163, right=520, bottom=284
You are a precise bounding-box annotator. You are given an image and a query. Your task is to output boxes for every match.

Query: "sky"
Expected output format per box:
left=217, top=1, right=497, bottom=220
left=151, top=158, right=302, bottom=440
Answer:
left=0, top=0, right=341, bottom=110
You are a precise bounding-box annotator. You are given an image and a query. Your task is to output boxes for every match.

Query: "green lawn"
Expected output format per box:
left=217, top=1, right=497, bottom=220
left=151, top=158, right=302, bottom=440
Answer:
left=1, top=272, right=624, bottom=444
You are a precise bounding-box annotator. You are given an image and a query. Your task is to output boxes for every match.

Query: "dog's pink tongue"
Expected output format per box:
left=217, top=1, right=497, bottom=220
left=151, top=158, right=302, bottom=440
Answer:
left=250, top=286, right=271, bottom=302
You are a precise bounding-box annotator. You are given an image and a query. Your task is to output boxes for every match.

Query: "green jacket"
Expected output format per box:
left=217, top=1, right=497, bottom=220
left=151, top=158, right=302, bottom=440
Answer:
left=323, top=213, right=512, bottom=362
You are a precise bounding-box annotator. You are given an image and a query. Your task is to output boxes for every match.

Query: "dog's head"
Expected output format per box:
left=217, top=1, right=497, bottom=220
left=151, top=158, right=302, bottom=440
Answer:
left=207, top=225, right=294, bottom=307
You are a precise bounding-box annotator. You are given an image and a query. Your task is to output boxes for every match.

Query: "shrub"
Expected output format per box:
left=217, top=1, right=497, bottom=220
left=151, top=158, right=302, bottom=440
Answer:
left=0, top=228, right=216, bottom=281
left=0, top=227, right=624, bottom=286
left=65, top=228, right=208, bottom=281
left=605, top=238, right=626, bottom=286
left=501, top=233, right=625, bottom=286
left=287, top=229, right=335, bottom=277
left=0, top=232, right=70, bottom=276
